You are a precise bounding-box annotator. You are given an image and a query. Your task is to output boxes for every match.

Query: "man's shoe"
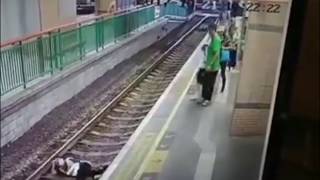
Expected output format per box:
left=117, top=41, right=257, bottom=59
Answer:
left=201, top=100, right=211, bottom=106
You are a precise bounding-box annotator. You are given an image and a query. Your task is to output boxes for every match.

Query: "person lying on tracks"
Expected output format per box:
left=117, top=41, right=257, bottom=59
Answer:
left=51, top=157, right=107, bottom=180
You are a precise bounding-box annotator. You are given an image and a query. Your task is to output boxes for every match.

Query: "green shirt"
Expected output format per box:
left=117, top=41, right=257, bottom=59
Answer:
left=206, top=34, right=222, bottom=71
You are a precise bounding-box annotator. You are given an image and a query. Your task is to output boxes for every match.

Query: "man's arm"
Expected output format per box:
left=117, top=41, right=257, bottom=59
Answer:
left=66, top=164, right=78, bottom=176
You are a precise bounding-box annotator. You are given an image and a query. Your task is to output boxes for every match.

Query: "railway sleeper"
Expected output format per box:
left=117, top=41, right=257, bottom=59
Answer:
left=150, top=71, right=177, bottom=77
left=98, top=122, right=140, bottom=129
left=88, top=131, right=133, bottom=140
left=162, top=60, right=184, bottom=65
left=89, top=131, right=123, bottom=138
left=113, top=107, right=151, bottom=114
left=168, top=54, right=184, bottom=59
left=143, top=78, right=172, bottom=84
left=70, top=149, right=120, bottom=157
left=134, top=87, right=165, bottom=94
left=125, top=96, right=159, bottom=104
left=159, top=60, right=183, bottom=65
left=79, top=139, right=127, bottom=147
left=119, top=102, right=155, bottom=109
left=157, top=65, right=181, bottom=71
left=138, top=83, right=168, bottom=91
left=130, top=91, right=163, bottom=98
left=150, top=71, right=176, bottom=78
left=106, top=115, right=145, bottom=121
left=146, top=75, right=173, bottom=81
left=139, top=81, right=168, bottom=87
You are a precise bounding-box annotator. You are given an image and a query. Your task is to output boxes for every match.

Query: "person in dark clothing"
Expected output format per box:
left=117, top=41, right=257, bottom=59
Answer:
left=219, top=30, right=231, bottom=92
left=220, top=0, right=230, bottom=21
left=181, top=0, right=186, bottom=7
left=52, top=157, right=108, bottom=180
left=231, top=0, right=243, bottom=17
left=220, top=41, right=231, bottom=92
left=226, top=23, right=238, bottom=70
left=187, top=0, right=194, bottom=14
left=227, top=0, right=231, bottom=20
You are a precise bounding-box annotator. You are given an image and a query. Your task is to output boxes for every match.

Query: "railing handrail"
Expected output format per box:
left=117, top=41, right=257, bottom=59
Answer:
left=0, top=5, right=153, bottom=48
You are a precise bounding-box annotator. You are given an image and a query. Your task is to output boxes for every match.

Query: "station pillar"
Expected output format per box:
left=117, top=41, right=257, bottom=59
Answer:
left=231, top=0, right=291, bottom=136
left=39, top=0, right=77, bottom=29
left=0, top=0, right=77, bottom=42
left=96, top=0, right=117, bottom=14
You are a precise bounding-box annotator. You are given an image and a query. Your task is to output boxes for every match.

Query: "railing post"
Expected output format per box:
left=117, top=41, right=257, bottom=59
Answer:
left=37, top=37, right=45, bottom=75
left=48, top=32, right=54, bottom=74
left=95, top=18, right=99, bottom=52
left=78, top=23, right=84, bottom=60
left=18, top=41, right=27, bottom=89
left=58, top=29, right=63, bottom=70
left=114, top=16, right=118, bottom=44
left=100, top=18, right=105, bottom=49
left=126, top=12, right=130, bottom=38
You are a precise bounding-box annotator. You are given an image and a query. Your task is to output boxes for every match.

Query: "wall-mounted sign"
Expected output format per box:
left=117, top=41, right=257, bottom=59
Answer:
left=246, top=1, right=283, bottom=13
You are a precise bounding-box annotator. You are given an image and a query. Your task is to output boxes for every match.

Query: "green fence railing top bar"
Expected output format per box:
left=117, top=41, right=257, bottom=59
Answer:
left=1, top=5, right=156, bottom=96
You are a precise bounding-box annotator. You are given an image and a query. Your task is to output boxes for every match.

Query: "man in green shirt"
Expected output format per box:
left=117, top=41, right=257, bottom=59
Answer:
left=200, top=23, right=222, bottom=106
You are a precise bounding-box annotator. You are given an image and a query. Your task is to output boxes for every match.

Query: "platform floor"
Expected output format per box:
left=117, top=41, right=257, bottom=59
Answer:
left=153, top=72, right=264, bottom=180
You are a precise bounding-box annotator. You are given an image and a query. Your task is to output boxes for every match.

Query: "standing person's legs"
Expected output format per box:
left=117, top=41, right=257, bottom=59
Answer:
left=220, top=61, right=227, bottom=92
left=230, top=49, right=237, bottom=69
left=202, top=71, right=218, bottom=102
left=227, top=61, right=231, bottom=71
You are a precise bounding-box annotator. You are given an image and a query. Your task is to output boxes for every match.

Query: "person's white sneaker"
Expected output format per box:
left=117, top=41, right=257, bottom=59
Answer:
left=201, top=100, right=211, bottom=106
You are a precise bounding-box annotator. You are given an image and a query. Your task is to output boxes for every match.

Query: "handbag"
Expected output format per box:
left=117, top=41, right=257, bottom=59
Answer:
left=196, top=68, right=206, bottom=85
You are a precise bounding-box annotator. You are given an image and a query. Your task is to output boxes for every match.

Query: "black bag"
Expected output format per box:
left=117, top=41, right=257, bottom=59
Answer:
left=197, top=68, right=206, bottom=85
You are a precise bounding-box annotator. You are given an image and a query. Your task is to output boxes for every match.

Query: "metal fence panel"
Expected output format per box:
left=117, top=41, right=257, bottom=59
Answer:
left=1, top=6, right=156, bottom=96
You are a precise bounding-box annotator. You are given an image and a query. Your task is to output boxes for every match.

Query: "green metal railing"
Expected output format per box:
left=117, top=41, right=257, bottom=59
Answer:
left=162, top=3, right=192, bottom=17
left=0, top=6, right=155, bottom=95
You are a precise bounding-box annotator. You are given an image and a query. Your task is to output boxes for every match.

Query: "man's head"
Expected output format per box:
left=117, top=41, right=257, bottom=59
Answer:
left=208, top=24, right=217, bottom=39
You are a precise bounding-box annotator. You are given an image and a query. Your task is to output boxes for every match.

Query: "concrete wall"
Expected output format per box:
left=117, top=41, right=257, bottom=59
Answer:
left=117, top=0, right=135, bottom=10
left=1, top=0, right=41, bottom=41
left=39, top=0, right=60, bottom=29
left=97, top=0, right=117, bottom=13
left=40, top=0, right=77, bottom=29
left=96, top=0, right=135, bottom=14
left=1, top=20, right=179, bottom=147
left=0, top=0, right=76, bottom=42
left=58, top=0, right=77, bottom=24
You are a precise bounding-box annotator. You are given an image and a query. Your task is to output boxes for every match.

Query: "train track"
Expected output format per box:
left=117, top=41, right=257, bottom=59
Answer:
left=25, top=16, right=213, bottom=180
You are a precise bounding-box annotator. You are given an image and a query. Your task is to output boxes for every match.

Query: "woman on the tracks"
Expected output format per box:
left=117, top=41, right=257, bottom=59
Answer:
left=51, top=157, right=107, bottom=180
